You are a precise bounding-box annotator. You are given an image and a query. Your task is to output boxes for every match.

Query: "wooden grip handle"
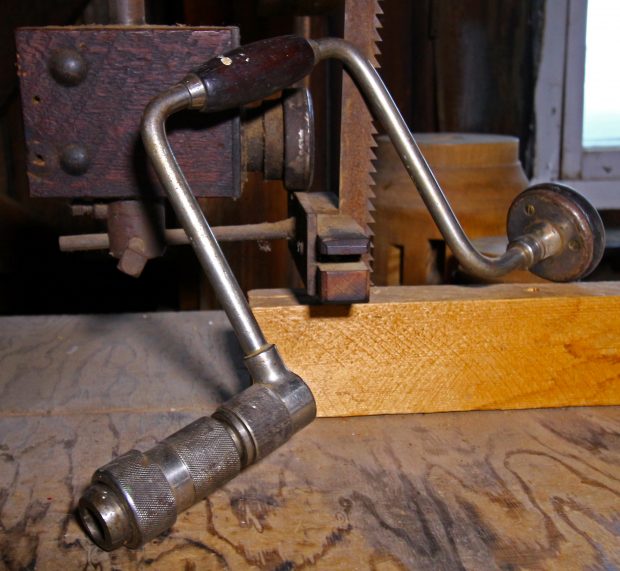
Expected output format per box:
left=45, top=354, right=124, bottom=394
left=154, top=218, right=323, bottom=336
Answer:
left=193, top=35, right=316, bottom=112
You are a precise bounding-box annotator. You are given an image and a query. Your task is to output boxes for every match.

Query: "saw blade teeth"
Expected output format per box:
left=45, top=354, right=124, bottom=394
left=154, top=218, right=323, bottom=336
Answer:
left=339, top=0, right=385, bottom=271
left=368, top=0, right=384, bottom=270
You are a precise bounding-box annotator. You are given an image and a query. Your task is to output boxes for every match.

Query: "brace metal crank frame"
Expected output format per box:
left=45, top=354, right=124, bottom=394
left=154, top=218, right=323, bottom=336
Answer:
left=77, top=35, right=605, bottom=551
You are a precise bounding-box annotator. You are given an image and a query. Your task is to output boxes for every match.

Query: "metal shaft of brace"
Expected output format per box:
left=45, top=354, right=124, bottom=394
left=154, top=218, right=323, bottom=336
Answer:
left=141, top=85, right=270, bottom=357
left=313, top=38, right=532, bottom=278
left=59, top=218, right=296, bottom=252
left=108, top=0, right=146, bottom=25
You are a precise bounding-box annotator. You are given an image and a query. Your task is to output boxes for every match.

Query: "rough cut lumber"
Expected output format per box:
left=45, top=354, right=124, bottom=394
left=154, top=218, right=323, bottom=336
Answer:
left=249, top=282, right=620, bottom=417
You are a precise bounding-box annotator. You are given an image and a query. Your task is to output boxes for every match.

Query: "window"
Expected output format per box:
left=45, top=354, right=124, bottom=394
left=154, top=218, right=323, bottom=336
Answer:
left=582, top=0, right=620, bottom=148
left=533, top=0, right=620, bottom=210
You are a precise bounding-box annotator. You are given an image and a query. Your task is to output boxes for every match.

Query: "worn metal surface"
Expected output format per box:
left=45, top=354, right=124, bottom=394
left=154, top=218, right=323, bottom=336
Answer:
left=315, top=39, right=606, bottom=282
left=283, top=88, right=314, bottom=190
left=242, top=87, right=314, bottom=190
left=122, top=77, right=316, bottom=551
left=16, top=27, right=240, bottom=199
left=263, top=98, right=285, bottom=181
left=508, top=183, right=606, bottom=282
left=108, top=0, right=146, bottom=25
left=79, top=375, right=315, bottom=551
left=59, top=218, right=297, bottom=251
left=106, top=200, right=166, bottom=278
left=142, top=83, right=268, bottom=356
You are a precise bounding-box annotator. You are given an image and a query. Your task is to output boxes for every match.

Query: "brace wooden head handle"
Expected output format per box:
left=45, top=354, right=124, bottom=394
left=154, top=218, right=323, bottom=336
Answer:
left=191, top=35, right=316, bottom=112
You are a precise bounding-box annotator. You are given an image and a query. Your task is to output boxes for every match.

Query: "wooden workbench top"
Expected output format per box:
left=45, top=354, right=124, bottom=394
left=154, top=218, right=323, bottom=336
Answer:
left=0, top=312, right=618, bottom=569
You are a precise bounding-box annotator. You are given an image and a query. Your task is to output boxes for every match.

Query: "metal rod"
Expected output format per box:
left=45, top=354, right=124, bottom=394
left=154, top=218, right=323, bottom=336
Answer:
left=59, top=218, right=297, bottom=252
left=141, top=84, right=270, bottom=357
left=312, top=38, right=558, bottom=278
left=108, top=0, right=146, bottom=25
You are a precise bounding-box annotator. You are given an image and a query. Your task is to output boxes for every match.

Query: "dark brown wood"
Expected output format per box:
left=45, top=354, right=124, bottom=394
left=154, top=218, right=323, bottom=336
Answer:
left=0, top=311, right=618, bottom=569
left=289, top=191, right=370, bottom=301
left=317, top=214, right=368, bottom=256
left=0, top=0, right=86, bottom=107
left=195, top=35, right=316, bottom=112
left=317, top=260, right=369, bottom=302
left=16, top=26, right=241, bottom=199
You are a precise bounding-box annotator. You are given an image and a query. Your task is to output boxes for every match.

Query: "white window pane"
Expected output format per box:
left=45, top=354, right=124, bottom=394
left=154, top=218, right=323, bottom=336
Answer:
left=583, top=0, right=620, bottom=148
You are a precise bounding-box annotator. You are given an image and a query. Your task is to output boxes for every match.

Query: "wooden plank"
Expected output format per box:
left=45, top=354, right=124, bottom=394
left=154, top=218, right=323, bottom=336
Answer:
left=0, top=405, right=618, bottom=569
left=249, top=283, right=620, bottom=417
left=16, top=26, right=240, bottom=199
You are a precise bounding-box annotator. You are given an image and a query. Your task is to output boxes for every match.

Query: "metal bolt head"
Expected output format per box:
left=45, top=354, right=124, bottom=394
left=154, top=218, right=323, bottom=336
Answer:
left=507, top=183, right=605, bottom=282
left=48, top=48, right=88, bottom=86
left=60, top=143, right=90, bottom=175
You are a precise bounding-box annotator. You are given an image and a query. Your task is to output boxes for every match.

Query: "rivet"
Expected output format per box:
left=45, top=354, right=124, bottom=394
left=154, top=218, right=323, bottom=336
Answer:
left=48, top=48, right=88, bottom=87
left=60, top=144, right=90, bottom=175
left=524, top=204, right=536, bottom=216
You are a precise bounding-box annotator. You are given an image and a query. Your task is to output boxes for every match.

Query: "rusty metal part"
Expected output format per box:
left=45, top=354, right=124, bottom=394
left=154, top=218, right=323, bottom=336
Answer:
left=283, top=88, right=315, bottom=190
left=263, top=100, right=284, bottom=180
left=48, top=48, right=88, bottom=86
left=59, top=218, right=296, bottom=251
left=108, top=0, right=145, bottom=25
left=338, top=0, right=383, bottom=235
left=507, top=183, right=605, bottom=282
left=242, top=88, right=315, bottom=190
left=106, top=201, right=165, bottom=278
left=59, top=143, right=90, bottom=175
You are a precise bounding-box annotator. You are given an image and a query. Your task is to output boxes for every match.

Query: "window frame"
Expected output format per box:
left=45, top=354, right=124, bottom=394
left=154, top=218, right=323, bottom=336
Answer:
left=533, top=0, right=620, bottom=209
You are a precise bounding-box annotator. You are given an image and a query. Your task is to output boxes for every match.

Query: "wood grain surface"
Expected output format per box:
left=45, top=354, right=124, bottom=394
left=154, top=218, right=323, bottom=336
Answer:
left=0, top=406, right=618, bottom=569
left=16, top=27, right=240, bottom=199
left=0, top=283, right=617, bottom=420
left=0, top=310, right=618, bottom=569
left=250, top=283, right=620, bottom=417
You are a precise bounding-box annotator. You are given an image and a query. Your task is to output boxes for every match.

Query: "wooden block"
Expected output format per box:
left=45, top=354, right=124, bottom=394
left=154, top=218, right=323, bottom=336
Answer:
left=249, top=283, right=620, bottom=417
left=317, top=261, right=370, bottom=303
left=16, top=26, right=240, bottom=199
